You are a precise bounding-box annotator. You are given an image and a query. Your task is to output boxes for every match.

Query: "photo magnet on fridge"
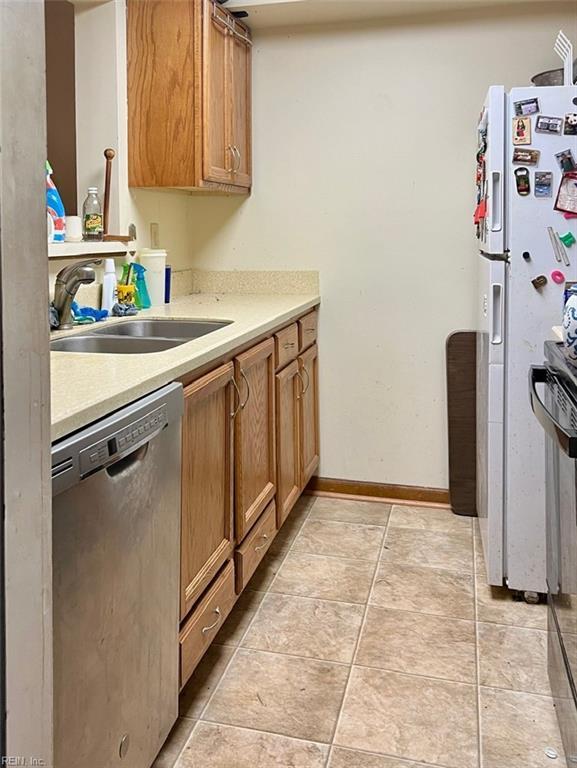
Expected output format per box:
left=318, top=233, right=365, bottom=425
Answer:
left=513, top=148, right=540, bottom=165
left=535, top=115, right=563, bottom=134
left=512, top=117, right=531, bottom=145
left=563, top=113, right=577, bottom=136
left=556, top=149, right=577, bottom=173
left=535, top=171, right=553, bottom=198
left=554, top=171, right=577, bottom=215
left=513, top=97, right=540, bottom=116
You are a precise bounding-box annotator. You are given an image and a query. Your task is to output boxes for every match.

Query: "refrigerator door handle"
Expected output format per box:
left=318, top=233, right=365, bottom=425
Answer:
left=529, top=365, right=577, bottom=458
left=491, top=171, right=503, bottom=232
left=491, top=282, right=503, bottom=345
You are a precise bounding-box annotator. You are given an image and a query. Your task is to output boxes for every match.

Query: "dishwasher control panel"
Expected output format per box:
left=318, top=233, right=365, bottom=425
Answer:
left=78, top=404, right=168, bottom=476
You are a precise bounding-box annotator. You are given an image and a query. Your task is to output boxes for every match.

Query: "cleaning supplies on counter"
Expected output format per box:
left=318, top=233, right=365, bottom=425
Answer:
left=46, top=161, right=66, bottom=243
left=82, top=187, right=104, bottom=241
left=132, top=264, right=151, bottom=310
left=101, top=259, right=117, bottom=313
left=138, top=249, right=167, bottom=307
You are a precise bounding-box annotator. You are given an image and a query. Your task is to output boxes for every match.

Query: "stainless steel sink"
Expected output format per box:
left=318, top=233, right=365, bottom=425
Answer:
left=92, top=319, right=231, bottom=339
left=50, top=318, right=233, bottom=353
left=50, top=336, right=186, bottom=354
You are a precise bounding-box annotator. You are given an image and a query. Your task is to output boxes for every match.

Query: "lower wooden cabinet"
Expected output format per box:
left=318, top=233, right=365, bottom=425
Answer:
left=275, top=360, right=301, bottom=528
left=299, top=344, right=320, bottom=488
left=180, top=363, right=235, bottom=620
left=179, top=561, right=236, bottom=688
left=234, top=338, right=276, bottom=541
left=234, top=499, right=276, bottom=593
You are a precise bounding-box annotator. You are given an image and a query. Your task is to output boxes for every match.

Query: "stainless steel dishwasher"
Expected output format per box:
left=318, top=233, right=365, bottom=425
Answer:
left=51, top=383, right=183, bottom=768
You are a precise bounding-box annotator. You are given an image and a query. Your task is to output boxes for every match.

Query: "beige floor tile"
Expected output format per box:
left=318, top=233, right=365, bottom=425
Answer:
left=153, top=718, right=195, bottom=768
left=179, top=644, right=235, bottom=719
left=293, top=519, right=385, bottom=561
left=355, top=606, right=476, bottom=683
left=214, top=590, right=265, bottom=647
left=480, top=687, right=565, bottom=768
left=478, top=623, right=550, bottom=695
left=335, top=667, right=478, bottom=768
left=382, top=528, right=472, bottom=574
left=476, top=583, right=547, bottom=630
left=370, top=562, right=475, bottom=620
left=272, top=496, right=315, bottom=552
left=177, top=722, right=328, bottom=767
left=329, top=748, right=432, bottom=768
left=388, top=504, right=471, bottom=533
left=309, top=497, right=391, bottom=527
left=270, top=552, right=376, bottom=604
left=247, top=547, right=288, bottom=591
left=473, top=525, right=488, bottom=579
left=242, top=593, right=364, bottom=663
left=203, top=649, right=349, bottom=743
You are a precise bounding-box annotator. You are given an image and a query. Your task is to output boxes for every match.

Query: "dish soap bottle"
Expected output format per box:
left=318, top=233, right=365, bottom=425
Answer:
left=46, top=161, right=66, bottom=242
left=82, top=187, right=104, bottom=241
left=101, top=258, right=117, bottom=313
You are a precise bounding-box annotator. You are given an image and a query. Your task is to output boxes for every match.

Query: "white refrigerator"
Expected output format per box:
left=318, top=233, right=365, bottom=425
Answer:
left=476, top=83, right=577, bottom=594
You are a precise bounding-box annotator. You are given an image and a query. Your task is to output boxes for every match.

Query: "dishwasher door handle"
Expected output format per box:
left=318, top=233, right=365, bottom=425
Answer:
left=529, top=365, right=577, bottom=458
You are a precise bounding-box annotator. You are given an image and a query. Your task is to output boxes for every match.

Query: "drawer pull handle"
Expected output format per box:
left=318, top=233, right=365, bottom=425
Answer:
left=296, top=371, right=305, bottom=399
left=301, top=366, right=310, bottom=394
left=283, top=342, right=296, bottom=349
left=305, top=328, right=315, bottom=333
left=254, top=534, right=269, bottom=553
left=231, top=377, right=243, bottom=419
left=201, top=607, right=221, bottom=634
left=240, top=370, right=251, bottom=408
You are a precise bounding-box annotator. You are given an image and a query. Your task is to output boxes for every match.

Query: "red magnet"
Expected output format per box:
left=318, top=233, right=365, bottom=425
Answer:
left=551, top=270, right=565, bottom=284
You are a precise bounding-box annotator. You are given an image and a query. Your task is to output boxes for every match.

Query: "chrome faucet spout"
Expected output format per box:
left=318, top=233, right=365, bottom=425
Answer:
left=53, top=258, right=102, bottom=330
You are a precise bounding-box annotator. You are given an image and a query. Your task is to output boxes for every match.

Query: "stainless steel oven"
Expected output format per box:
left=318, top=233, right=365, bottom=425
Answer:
left=530, top=342, right=577, bottom=765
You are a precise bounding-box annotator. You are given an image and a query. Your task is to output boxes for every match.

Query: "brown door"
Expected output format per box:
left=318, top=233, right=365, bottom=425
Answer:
left=275, top=360, right=301, bottom=528
left=234, top=338, right=276, bottom=540
left=229, top=24, right=252, bottom=188
left=180, top=363, right=234, bottom=620
left=202, top=0, right=234, bottom=184
left=299, top=344, right=320, bottom=488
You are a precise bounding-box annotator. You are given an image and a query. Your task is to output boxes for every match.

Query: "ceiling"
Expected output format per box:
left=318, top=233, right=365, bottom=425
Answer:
left=225, top=0, right=572, bottom=30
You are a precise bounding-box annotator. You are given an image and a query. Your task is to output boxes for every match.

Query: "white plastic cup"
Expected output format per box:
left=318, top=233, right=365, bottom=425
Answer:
left=65, top=215, right=83, bottom=243
left=138, top=249, right=167, bottom=307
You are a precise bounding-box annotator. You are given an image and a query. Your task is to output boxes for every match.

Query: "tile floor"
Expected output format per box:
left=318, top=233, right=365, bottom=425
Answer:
left=154, top=495, right=565, bottom=768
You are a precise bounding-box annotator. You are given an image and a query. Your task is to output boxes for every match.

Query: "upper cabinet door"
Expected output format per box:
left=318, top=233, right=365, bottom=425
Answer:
left=203, top=1, right=233, bottom=185
left=229, top=25, right=252, bottom=189
left=234, top=338, right=276, bottom=541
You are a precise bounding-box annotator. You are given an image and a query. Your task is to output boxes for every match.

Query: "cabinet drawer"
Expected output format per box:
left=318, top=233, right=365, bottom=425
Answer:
left=275, top=323, right=299, bottom=370
left=179, top=560, right=236, bottom=689
left=234, top=500, right=277, bottom=593
left=298, top=311, right=318, bottom=352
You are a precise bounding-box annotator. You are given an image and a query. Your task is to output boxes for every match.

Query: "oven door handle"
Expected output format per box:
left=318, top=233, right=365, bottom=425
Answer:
left=529, top=365, right=577, bottom=458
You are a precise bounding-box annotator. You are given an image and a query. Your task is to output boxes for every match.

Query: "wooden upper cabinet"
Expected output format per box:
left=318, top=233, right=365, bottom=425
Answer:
left=234, top=338, right=276, bottom=541
left=299, top=344, right=320, bottom=488
left=180, top=363, right=235, bottom=620
left=127, top=0, right=252, bottom=192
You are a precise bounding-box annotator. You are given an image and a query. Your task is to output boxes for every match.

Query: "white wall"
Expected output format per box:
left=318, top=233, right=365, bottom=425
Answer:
left=189, top=3, right=575, bottom=488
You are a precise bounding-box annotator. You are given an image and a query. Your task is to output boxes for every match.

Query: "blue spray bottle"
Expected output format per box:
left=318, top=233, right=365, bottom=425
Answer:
left=133, top=263, right=152, bottom=310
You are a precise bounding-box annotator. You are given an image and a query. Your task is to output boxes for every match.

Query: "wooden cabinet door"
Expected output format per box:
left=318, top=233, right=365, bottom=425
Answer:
left=276, top=360, right=301, bottom=528
left=203, top=0, right=233, bottom=184
left=234, top=338, right=276, bottom=540
left=181, top=363, right=234, bottom=620
left=299, top=344, right=320, bottom=488
left=229, top=27, right=252, bottom=188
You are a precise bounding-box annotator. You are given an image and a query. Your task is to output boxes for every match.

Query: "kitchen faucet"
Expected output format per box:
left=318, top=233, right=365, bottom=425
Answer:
left=53, top=258, right=102, bottom=330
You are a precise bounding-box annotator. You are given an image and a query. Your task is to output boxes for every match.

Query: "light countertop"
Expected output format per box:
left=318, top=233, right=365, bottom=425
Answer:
left=51, top=292, right=320, bottom=441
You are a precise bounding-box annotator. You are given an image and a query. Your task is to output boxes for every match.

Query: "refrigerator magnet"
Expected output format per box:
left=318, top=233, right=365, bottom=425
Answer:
left=554, top=171, right=577, bottom=215
left=512, top=116, right=531, bottom=145
left=556, top=150, right=577, bottom=173
left=514, top=167, right=531, bottom=196
left=514, top=97, right=540, bottom=117
left=551, top=270, right=566, bottom=285
left=563, top=113, right=577, bottom=136
left=513, top=148, right=540, bottom=165
left=535, top=115, right=563, bottom=135
left=535, top=171, right=553, bottom=198
left=531, top=275, right=548, bottom=290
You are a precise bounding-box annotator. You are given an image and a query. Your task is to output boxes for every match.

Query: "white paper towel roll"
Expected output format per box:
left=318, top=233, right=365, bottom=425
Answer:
left=138, top=249, right=167, bottom=307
